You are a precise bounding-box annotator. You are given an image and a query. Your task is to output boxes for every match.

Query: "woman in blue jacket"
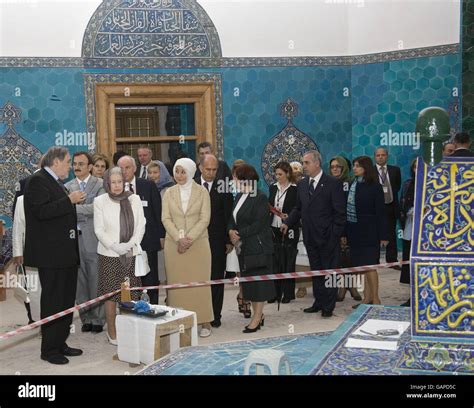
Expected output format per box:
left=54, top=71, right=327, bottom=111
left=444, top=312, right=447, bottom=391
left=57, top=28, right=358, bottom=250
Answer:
left=346, top=156, right=388, bottom=308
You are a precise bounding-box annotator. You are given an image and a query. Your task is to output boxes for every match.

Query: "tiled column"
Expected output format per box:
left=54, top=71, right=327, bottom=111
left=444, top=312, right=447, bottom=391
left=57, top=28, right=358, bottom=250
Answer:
left=462, top=0, right=474, bottom=134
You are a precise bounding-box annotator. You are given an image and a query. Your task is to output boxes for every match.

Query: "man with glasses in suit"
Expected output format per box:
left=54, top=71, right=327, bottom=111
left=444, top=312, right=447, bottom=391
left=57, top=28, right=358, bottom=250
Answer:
left=66, top=151, right=106, bottom=333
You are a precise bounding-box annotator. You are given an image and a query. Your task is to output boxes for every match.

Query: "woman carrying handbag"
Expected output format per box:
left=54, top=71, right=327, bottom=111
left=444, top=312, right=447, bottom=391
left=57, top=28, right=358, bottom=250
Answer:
left=228, top=164, right=276, bottom=333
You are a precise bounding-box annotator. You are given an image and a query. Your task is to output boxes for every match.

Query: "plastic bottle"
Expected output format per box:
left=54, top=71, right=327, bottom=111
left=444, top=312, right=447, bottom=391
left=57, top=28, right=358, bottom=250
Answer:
left=140, top=289, right=150, bottom=304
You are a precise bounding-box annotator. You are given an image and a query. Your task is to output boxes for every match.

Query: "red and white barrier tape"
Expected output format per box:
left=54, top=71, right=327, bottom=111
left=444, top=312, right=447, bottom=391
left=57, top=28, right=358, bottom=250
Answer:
left=0, top=260, right=408, bottom=341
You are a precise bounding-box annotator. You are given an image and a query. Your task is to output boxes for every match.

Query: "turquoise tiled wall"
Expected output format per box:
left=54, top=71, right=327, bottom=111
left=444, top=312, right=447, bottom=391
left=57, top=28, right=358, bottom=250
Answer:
left=0, top=53, right=461, bottom=188
left=351, top=54, right=461, bottom=181
left=0, top=68, right=86, bottom=154
left=219, top=66, right=352, bottom=173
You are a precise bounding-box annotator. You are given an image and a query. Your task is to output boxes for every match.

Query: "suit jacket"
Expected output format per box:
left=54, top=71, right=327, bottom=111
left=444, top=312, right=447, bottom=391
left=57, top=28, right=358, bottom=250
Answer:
left=375, top=164, right=401, bottom=206
left=135, top=177, right=166, bottom=251
left=450, top=148, right=474, bottom=157
left=195, top=160, right=232, bottom=184
left=195, top=178, right=233, bottom=245
left=346, top=181, right=388, bottom=247
left=65, top=176, right=105, bottom=253
left=23, top=169, right=79, bottom=268
left=93, top=194, right=146, bottom=257
left=228, top=190, right=273, bottom=256
left=285, top=173, right=346, bottom=249
left=268, top=183, right=299, bottom=243
left=162, top=183, right=211, bottom=243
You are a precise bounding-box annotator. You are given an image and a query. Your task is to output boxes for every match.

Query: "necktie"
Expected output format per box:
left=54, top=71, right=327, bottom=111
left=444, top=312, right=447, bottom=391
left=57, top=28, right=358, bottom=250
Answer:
left=58, top=180, right=69, bottom=194
left=79, top=181, right=86, bottom=192
left=203, top=182, right=209, bottom=192
left=309, top=178, right=315, bottom=196
left=380, top=167, right=393, bottom=204
left=140, top=166, right=147, bottom=179
left=128, top=183, right=134, bottom=193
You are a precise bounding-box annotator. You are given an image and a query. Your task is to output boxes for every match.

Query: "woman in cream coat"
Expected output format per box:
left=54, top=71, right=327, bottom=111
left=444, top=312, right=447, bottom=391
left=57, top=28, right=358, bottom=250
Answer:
left=94, top=167, right=146, bottom=345
left=162, top=158, right=213, bottom=337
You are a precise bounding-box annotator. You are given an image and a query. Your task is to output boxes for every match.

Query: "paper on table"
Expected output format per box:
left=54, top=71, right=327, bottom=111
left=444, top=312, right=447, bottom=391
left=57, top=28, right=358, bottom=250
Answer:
left=352, top=319, right=410, bottom=339
left=345, top=337, right=398, bottom=351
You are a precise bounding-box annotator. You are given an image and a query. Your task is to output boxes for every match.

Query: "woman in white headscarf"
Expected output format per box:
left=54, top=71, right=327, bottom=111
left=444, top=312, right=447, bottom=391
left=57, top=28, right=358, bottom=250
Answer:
left=162, top=158, right=213, bottom=337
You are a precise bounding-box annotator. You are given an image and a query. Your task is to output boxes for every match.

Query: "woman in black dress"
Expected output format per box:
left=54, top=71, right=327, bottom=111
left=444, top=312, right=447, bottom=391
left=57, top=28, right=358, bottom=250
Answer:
left=268, top=161, right=299, bottom=304
left=346, top=156, right=388, bottom=307
left=228, top=164, right=276, bottom=333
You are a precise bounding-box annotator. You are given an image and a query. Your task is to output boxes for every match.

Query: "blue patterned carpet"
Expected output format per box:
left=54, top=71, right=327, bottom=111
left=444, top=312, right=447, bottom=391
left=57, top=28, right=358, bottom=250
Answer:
left=309, top=305, right=411, bottom=375
left=137, top=305, right=472, bottom=375
left=137, top=332, right=331, bottom=375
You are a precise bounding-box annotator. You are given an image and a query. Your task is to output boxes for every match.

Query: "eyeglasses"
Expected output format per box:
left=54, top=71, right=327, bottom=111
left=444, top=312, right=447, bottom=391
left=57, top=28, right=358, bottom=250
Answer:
left=330, top=165, right=342, bottom=169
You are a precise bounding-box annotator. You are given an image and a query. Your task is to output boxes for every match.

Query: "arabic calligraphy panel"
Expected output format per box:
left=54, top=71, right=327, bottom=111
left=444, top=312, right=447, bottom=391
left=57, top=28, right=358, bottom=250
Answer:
left=84, top=0, right=220, bottom=58
left=412, top=262, right=473, bottom=337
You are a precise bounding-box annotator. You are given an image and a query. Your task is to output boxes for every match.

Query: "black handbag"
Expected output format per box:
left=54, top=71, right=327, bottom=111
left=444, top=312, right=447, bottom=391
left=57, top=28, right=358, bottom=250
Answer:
left=244, top=253, right=268, bottom=270
left=243, top=234, right=267, bottom=270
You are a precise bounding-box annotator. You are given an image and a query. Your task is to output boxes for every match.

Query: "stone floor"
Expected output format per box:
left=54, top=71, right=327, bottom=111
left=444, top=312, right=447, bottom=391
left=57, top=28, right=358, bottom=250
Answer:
left=0, top=266, right=410, bottom=375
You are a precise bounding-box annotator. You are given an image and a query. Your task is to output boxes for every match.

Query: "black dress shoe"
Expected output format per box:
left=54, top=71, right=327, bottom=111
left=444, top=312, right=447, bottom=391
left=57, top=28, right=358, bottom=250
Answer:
left=321, top=310, right=333, bottom=318
left=242, top=323, right=261, bottom=333
left=267, top=298, right=278, bottom=304
left=81, top=323, right=92, bottom=332
left=41, top=354, right=69, bottom=365
left=60, top=346, right=83, bottom=357
left=304, top=305, right=321, bottom=313
left=281, top=297, right=293, bottom=304
left=91, top=325, right=103, bottom=333
left=210, top=319, right=221, bottom=328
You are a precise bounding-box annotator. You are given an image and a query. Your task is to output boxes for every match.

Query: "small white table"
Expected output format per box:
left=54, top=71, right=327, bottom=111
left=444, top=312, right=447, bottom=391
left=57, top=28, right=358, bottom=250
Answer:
left=116, top=306, right=198, bottom=365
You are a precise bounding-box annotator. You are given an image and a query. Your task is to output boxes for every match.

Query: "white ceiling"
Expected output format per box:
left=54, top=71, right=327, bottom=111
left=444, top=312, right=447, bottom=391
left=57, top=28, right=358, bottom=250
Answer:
left=0, top=0, right=461, bottom=58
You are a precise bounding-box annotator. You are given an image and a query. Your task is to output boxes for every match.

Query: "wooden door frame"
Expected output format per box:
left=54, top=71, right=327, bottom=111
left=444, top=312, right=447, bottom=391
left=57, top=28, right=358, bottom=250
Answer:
left=95, top=82, right=217, bottom=163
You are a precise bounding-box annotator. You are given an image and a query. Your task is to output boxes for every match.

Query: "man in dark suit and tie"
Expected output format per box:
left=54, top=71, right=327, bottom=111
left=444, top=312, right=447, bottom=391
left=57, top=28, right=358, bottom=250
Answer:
left=195, top=154, right=234, bottom=327
left=23, top=147, right=85, bottom=365
left=282, top=150, right=346, bottom=317
left=118, top=155, right=165, bottom=304
left=374, top=147, right=401, bottom=266
left=451, top=132, right=474, bottom=157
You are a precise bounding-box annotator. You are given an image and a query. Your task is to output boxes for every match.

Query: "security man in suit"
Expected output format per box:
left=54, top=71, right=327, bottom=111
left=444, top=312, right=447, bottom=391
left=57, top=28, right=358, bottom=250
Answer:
left=195, top=142, right=232, bottom=183
left=65, top=151, right=106, bottom=333
left=374, top=147, right=401, bottom=265
left=118, top=155, right=165, bottom=304
left=451, top=132, right=474, bottom=157
left=24, top=147, right=85, bottom=365
left=195, top=154, right=233, bottom=327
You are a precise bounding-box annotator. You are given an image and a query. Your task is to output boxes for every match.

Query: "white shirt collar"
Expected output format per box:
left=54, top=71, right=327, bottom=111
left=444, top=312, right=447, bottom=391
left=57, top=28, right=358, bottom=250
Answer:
left=276, top=182, right=291, bottom=191
left=76, top=175, right=91, bottom=186
left=376, top=163, right=387, bottom=171
left=125, top=177, right=136, bottom=192
left=310, top=171, right=323, bottom=185
left=44, top=166, right=59, bottom=181
left=201, top=176, right=213, bottom=190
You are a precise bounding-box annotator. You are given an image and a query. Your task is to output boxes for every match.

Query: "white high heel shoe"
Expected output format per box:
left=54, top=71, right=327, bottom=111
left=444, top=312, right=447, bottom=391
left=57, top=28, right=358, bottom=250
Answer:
left=106, top=332, right=118, bottom=346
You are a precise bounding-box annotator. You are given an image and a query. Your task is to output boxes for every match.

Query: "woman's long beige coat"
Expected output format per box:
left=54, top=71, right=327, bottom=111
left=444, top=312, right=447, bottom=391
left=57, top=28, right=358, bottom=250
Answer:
left=162, top=182, right=213, bottom=324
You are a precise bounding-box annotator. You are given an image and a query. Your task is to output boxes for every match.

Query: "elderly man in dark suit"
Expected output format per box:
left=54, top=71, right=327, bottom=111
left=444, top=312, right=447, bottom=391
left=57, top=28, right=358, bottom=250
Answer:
left=451, top=132, right=474, bottom=157
left=195, top=154, right=233, bottom=327
left=66, top=151, right=106, bottom=333
left=282, top=150, right=346, bottom=317
left=24, top=147, right=85, bottom=365
left=118, top=155, right=165, bottom=304
left=374, top=147, right=401, bottom=266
